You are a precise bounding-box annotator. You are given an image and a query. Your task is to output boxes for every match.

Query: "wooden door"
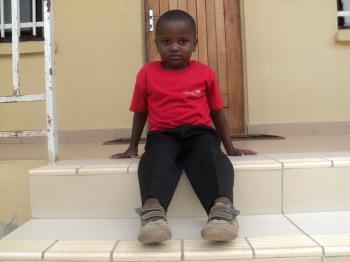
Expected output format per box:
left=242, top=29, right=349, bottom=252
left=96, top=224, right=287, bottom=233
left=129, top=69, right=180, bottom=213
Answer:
left=145, top=0, right=244, bottom=134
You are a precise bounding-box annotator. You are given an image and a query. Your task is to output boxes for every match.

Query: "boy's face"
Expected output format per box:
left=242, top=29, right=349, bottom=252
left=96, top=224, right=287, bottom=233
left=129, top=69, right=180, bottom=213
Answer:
left=156, top=19, right=197, bottom=70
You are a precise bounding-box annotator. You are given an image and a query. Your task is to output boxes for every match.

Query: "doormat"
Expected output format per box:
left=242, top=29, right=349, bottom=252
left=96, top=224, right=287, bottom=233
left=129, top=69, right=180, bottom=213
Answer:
left=103, top=134, right=284, bottom=145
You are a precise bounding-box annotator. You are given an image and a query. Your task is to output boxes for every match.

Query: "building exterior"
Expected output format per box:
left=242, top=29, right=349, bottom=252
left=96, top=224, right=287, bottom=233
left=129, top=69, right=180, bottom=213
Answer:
left=1, top=0, right=350, bottom=238
left=1, top=0, right=350, bottom=140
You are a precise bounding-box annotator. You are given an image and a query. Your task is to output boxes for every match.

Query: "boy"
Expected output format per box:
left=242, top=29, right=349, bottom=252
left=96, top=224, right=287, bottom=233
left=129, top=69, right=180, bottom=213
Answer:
left=111, top=10, right=256, bottom=244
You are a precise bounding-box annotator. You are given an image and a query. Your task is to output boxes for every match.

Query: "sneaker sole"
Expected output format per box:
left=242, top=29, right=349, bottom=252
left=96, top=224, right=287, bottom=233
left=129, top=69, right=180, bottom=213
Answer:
left=138, top=224, right=172, bottom=244
left=201, top=223, right=238, bottom=242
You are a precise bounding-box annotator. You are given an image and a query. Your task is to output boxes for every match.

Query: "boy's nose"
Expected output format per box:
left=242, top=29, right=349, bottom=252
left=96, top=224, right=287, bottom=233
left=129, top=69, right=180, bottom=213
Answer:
left=170, top=43, right=180, bottom=51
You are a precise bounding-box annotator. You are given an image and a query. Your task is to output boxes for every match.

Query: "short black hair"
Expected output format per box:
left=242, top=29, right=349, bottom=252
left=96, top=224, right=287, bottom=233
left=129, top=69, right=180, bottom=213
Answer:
left=156, top=10, right=197, bottom=36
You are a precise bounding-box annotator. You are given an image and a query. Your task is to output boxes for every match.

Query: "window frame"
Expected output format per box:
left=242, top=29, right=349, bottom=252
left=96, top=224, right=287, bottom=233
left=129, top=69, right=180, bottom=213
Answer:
left=338, top=0, right=350, bottom=29
left=0, top=0, right=44, bottom=43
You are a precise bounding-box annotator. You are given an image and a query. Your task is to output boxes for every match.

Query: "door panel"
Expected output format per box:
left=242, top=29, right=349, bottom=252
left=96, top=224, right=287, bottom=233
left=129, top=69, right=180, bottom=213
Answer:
left=224, top=0, right=244, bottom=133
left=145, top=0, right=161, bottom=61
left=159, top=0, right=169, bottom=15
left=145, top=0, right=244, bottom=134
left=196, top=0, right=208, bottom=64
left=187, top=0, right=198, bottom=60
left=215, top=0, right=229, bottom=108
left=168, top=0, right=178, bottom=10
left=178, top=0, right=188, bottom=11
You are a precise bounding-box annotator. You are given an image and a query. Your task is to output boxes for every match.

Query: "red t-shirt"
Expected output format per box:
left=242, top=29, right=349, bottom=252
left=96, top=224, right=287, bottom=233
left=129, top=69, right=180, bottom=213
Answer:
left=130, top=60, right=224, bottom=131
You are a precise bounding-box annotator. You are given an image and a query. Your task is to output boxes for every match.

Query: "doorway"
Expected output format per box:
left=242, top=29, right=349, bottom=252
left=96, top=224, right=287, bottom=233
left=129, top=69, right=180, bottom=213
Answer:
left=144, top=0, right=245, bottom=134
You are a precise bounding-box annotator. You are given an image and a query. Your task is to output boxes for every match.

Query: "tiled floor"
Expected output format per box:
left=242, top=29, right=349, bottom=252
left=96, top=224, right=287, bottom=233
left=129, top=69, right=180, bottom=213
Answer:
left=286, top=212, right=350, bottom=235
left=5, top=213, right=350, bottom=261
left=2, top=135, right=350, bottom=161
left=8, top=212, right=350, bottom=242
left=2, top=214, right=304, bottom=241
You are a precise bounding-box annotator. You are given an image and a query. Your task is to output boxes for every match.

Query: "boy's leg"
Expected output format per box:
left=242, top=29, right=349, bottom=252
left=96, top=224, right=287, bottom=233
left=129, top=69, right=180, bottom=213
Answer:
left=182, top=126, right=234, bottom=213
left=138, top=131, right=183, bottom=210
left=182, top=126, right=239, bottom=241
left=137, top=131, right=183, bottom=244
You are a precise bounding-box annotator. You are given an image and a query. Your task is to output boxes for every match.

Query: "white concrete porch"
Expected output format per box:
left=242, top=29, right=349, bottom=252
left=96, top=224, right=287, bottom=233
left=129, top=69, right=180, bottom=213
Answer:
left=1, top=135, right=350, bottom=261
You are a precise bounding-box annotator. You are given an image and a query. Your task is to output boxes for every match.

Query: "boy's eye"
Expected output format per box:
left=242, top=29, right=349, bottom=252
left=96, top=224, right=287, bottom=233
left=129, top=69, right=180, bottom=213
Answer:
left=179, top=39, right=188, bottom=45
left=161, top=40, right=171, bottom=46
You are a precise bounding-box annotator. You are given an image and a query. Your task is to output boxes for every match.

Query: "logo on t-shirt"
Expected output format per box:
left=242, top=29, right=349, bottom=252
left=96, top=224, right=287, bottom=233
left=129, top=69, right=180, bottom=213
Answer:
left=183, top=89, right=201, bottom=97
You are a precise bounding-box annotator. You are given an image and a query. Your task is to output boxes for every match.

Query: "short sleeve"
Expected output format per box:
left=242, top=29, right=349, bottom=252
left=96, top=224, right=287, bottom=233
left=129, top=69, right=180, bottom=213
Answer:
left=130, top=68, right=147, bottom=112
left=206, top=69, right=224, bottom=110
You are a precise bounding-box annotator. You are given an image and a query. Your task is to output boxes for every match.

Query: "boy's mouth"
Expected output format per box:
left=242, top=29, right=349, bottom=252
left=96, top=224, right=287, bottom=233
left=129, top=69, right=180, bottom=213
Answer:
left=169, top=55, right=182, bottom=60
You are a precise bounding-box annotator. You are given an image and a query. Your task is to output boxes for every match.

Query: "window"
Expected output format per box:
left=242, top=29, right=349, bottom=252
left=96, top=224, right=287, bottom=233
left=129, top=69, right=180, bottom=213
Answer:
left=0, top=0, right=43, bottom=43
left=338, top=0, right=350, bottom=29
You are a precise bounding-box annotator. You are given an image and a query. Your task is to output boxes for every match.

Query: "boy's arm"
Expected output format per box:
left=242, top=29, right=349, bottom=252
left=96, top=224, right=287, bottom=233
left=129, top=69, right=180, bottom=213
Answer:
left=110, top=111, right=148, bottom=159
left=211, top=109, right=256, bottom=156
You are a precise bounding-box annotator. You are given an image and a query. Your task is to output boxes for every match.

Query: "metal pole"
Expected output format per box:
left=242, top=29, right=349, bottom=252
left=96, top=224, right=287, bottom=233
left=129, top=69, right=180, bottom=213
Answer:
left=32, top=0, right=37, bottom=36
left=44, top=0, right=58, bottom=161
left=11, top=0, right=21, bottom=96
left=0, top=0, right=5, bottom=38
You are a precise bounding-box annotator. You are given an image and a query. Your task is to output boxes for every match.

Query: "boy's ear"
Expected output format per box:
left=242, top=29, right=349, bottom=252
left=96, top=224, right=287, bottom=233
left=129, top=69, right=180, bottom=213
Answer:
left=193, top=38, right=198, bottom=51
left=155, top=38, right=160, bottom=52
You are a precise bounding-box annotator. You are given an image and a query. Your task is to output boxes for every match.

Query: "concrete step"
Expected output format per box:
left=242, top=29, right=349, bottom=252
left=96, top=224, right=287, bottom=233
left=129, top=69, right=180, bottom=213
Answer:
left=29, top=152, right=350, bottom=218
left=2, top=211, right=350, bottom=261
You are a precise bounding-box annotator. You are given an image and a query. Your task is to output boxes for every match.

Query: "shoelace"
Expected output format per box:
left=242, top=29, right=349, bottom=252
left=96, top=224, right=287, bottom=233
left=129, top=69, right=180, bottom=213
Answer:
left=135, top=206, right=167, bottom=225
left=208, top=204, right=240, bottom=221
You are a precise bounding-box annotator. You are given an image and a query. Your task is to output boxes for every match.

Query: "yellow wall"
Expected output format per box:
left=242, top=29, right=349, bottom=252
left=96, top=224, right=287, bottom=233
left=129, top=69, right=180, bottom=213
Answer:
left=54, top=0, right=144, bottom=130
left=1, top=0, right=350, bottom=130
left=0, top=160, right=47, bottom=237
left=244, top=0, right=350, bottom=124
left=0, top=51, right=46, bottom=130
left=0, top=0, right=144, bottom=131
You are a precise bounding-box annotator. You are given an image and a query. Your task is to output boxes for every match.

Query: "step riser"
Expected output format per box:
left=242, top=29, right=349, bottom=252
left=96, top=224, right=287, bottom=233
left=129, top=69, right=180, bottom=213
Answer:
left=283, top=167, right=350, bottom=213
left=30, top=165, right=350, bottom=218
left=31, top=173, right=205, bottom=218
left=30, top=169, right=283, bottom=218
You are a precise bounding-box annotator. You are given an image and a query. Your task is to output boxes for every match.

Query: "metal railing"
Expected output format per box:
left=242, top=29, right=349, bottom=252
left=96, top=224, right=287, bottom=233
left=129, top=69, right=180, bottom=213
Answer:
left=0, top=0, right=58, bottom=162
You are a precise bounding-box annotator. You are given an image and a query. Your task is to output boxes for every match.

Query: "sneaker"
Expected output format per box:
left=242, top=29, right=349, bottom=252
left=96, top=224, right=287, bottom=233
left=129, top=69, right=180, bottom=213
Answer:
left=201, top=202, right=240, bottom=242
left=136, top=204, right=172, bottom=244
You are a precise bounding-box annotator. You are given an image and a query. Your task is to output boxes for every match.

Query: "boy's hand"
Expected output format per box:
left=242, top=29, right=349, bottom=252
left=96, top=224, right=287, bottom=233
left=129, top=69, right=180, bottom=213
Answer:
left=227, top=148, right=257, bottom=156
left=210, top=110, right=257, bottom=157
left=110, top=146, right=138, bottom=159
left=111, top=112, right=147, bottom=159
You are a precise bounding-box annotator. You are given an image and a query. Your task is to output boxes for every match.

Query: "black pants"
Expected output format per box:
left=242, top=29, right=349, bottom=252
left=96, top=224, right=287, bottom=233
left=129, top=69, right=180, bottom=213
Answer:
left=138, top=125, right=234, bottom=214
